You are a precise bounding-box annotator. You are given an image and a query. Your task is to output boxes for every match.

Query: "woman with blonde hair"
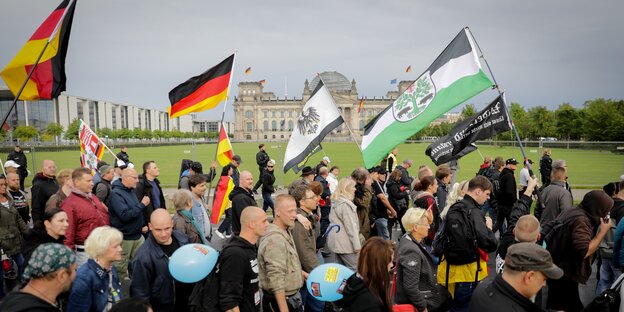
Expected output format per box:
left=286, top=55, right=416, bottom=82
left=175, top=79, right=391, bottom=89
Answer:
left=440, top=180, right=468, bottom=220
left=394, top=208, right=449, bottom=312
left=68, top=226, right=123, bottom=312
left=45, top=168, right=73, bottom=210
left=327, top=177, right=361, bottom=271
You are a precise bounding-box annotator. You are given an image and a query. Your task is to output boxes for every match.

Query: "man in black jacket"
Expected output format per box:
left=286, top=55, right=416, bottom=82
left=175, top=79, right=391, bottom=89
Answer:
left=496, top=158, right=518, bottom=234
left=115, top=146, right=130, bottom=168
left=252, top=144, right=270, bottom=194
left=470, top=243, right=563, bottom=312
left=31, top=160, right=59, bottom=229
left=135, top=161, right=166, bottom=234
left=230, top=171, right=256, bottom=235
left=220, top=206, right=269, bottom=312
left=7, top=145, right=28, bottom=190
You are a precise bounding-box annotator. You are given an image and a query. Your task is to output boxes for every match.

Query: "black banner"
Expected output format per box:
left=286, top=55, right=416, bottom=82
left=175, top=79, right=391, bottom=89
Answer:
left=425, top=95, right=511, bottom=165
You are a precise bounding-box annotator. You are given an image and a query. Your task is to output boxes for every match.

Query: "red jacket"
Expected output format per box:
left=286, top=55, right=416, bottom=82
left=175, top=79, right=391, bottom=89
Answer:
left=60, top=191, right=109, bottom=250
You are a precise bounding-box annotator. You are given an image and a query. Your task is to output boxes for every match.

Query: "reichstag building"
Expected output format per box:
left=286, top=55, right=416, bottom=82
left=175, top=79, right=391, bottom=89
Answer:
left=232, top=71, right=413, bottom=141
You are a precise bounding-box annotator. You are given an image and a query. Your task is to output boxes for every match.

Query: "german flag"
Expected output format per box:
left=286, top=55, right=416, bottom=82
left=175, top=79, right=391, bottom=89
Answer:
left=245, top=67, right=251, bottom=75
left=168, top=54, right=234, bottom=118
left=216, top=124, right=233, bottom=166
left=358, top=98, right=364, bottom=113
left=210, top=176, right=235, bottom=224
left=0, top=0, right=76, bottom=100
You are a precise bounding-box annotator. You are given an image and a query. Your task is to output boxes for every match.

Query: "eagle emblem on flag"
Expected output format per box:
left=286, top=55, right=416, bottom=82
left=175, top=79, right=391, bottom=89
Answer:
left=392, top=72, right=436, bottom=122
left=297, top=107, right=321, bottom=135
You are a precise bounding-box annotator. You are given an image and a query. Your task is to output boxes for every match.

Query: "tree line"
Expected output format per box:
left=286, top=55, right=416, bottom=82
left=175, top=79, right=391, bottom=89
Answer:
left=412, top=98, right=624, bottom=141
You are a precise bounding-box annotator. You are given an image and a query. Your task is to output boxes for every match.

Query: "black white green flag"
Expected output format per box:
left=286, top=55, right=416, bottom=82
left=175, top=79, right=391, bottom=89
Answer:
left=284, top=80, right=343, bottom=173
left=361, top=28, right=493, bottom=168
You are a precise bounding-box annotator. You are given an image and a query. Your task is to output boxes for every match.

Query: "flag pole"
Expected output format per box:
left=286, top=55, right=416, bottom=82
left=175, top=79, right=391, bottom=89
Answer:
left=465, top=27, right=531, bottom=169
left=0, top=0, right=76, bottom=131
left=80, top=119, right=121, bottom=164
left=317, top=76, right=363, bottom=153
left=207, top=50, right=237, bottom=211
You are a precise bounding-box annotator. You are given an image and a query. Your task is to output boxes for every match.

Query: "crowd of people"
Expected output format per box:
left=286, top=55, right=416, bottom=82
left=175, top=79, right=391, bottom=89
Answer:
left=0, top=144, right=622, bottom=312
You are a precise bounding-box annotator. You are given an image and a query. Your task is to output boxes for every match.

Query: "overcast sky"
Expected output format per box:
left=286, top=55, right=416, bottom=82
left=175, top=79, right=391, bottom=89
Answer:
left=1, top=0, right=622, bottom=121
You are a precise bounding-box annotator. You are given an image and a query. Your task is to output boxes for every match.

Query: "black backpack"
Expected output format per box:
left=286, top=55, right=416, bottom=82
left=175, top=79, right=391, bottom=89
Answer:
left=583, top=273, right=624, bottom=312
left=188, top=245, right=231, bottom=312
left=436, top=202, right=478, bottom=265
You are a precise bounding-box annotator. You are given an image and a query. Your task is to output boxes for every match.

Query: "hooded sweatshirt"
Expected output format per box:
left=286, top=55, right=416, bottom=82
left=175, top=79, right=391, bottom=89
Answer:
left=229, top=186, right=255, bottom=235
left=0, top=290, right=60, bottom=312
left=219, top=236, right=261, bottom=312
left=257, top=224, right=303, bottom=296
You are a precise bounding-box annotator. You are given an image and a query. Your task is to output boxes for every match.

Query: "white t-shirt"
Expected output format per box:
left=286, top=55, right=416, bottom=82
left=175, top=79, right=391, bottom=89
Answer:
left=519, top=168, right=530, bottom=187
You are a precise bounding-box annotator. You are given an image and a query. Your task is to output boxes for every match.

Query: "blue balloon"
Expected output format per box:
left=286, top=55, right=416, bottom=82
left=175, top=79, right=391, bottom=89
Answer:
left=306, top=263, right=354, bottom=302
left=168, top=244, right=219, bottom=283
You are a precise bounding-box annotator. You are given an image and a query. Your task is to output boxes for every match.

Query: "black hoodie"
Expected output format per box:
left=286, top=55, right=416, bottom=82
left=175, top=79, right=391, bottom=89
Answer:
left=0, top=290, right=60, bottom=312
left=229, top=186, right=255, bottom=235
left=219, top=236, right=260, bottom=312
left=337, top=274, right=388, bottom=312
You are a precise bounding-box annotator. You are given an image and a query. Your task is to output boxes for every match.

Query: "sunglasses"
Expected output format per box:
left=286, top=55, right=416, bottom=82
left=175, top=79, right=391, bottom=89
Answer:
left=267, top=166, right=274, bottom=168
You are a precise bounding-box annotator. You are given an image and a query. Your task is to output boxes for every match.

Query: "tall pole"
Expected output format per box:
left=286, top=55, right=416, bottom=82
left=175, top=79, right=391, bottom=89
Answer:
left=318, top=76, right=363, bottom=153
left=207, top=51, right=238, bottom=210
left=0, top=0, right=76, bottom=131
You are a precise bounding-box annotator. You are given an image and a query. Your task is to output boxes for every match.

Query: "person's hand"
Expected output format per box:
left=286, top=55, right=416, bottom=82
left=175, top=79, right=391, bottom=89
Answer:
left=526, top=177, right=538, bottom=195
left=296, top=214, right=311, bottom=230
left=211, top=160, right=217, bottom=169
left=302, top=271, right=309, bottom=281
left=485, top=216, right=493, bottom=230
left=141, top=196, right=150, bottom=206
left=141, top=226, right=148, bottom=234
left=354, top=249, right=361, bottom=254
left=599, top=217, right=611, bottom=234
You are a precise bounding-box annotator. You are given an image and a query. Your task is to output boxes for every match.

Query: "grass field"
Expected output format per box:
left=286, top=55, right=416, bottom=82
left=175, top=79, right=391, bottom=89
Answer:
left=14, top=142, right=624, bottom=188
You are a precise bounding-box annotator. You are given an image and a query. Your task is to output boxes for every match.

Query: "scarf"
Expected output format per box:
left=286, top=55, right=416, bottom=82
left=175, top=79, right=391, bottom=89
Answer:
left=180, top=210, right=208, bottom=245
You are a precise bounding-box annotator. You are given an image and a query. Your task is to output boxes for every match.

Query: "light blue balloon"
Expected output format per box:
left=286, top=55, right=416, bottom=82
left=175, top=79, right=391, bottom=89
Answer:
left=168, top=244, right=219, bottom=283
left=306, top=263, right=355, bottom=302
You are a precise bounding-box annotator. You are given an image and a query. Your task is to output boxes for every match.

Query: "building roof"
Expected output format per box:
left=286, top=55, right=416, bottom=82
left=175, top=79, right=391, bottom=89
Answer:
left=309, top=71, right=351, bottom=92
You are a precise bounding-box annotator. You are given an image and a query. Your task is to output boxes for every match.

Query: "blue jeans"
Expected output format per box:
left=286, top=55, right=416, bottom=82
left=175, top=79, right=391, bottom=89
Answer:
left=596, top=258, right=622, bottom=295
left=374, top=218, right=389, bottom=240
left=300, top=286, right=325, bottom=312
left=451, top=282, right=478, bottom=312
left=262, top=192, right=274, bottom=213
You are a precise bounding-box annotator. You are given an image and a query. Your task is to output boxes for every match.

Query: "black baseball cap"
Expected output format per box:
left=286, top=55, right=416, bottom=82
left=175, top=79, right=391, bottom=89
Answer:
left=191, top=161, right=203, bottom=174
left=506, top=158, right=519, bottom=165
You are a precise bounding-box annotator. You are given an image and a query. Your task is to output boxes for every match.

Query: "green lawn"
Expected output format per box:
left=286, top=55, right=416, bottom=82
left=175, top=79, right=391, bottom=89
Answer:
left=15, top=142, right=624, bottom=188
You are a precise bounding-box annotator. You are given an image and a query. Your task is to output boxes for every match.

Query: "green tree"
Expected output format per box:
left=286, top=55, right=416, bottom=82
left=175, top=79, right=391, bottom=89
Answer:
left=14, top=126, right=38, bottom=141
left=554, top=103, right=582, bottom=140
left=582, top=99, right=624, bottom=141
left=97, top=127, right=113, bottom=139
left=64, top=118, right=81, bottom=140
left=142, top=129, right=153, bottom=140
left=527, top=106, right=556, bottom=139
left=461, top=104, right=477, bottom=120
left=509, top=102, right=530, bottom=139
left=44, top=123, right=64, bottom=137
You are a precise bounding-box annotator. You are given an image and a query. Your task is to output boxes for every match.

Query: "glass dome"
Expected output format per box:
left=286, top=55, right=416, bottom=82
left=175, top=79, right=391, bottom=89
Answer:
left=309, top=71, right=351, bottom=92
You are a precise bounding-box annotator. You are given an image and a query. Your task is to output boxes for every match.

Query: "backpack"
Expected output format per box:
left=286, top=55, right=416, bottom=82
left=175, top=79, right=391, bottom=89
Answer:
left=583, top=273, right=624, bottom=312
left=599, top=218, right=618, bottom=259
left=92, top=181, right=111, bottom=206
left=188, top=245, right=232, bottom=312
left=178, top=159, right=193, bottom=184
left=436, top=202, right=478, bottom=265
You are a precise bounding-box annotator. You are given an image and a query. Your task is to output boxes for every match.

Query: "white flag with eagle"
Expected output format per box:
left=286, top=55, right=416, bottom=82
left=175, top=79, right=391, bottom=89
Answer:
left=283, top=80, right=344, bottom=173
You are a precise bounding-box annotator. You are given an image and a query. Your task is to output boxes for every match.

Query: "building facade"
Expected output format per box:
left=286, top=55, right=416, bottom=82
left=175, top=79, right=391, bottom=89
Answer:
left=233, top=71, right=418, bottom=141
left=0, top=87, right=194, bottom=133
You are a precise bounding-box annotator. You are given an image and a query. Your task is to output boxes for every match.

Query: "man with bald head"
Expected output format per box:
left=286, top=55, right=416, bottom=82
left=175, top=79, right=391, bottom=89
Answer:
left=31, top=159, right=59, bottom=229
left=220, top=206, right=269, bottom=312
left=110, top=167, right=151, bottom=279
left=229, top=170, right=256, bottom=235
left=131, top=209, right=192, bottom=312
